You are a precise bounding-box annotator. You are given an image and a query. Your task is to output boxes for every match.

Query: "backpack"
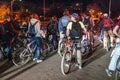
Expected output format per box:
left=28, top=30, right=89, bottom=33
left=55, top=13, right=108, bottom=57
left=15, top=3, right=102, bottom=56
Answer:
left=69, top=22, right=84, bottom=39
left=103, top=18, right=112, bottom=28
left=29, top=21, right=38, bottom=36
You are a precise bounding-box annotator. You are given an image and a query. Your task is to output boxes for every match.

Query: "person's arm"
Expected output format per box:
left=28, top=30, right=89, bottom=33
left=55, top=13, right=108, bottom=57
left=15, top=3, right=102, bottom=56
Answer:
left=113, top=25, right=120, bottom=38
left=79, top=22, right=87, bottom=34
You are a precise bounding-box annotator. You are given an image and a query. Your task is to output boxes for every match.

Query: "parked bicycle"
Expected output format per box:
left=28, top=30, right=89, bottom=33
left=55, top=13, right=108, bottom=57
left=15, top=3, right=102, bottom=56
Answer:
left=12, top=37, right=50, bottom=66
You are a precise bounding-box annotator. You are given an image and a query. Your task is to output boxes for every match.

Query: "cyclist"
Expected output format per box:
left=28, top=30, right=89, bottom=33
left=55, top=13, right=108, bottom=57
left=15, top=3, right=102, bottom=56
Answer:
left=46, top=15, right=58, bottom=50
left=66, top=13, right=87, bottom=69
left=106, top=14, right=120, bottom=77
left=28, top=13, right=44, bottom=63
left=57, top=8, right=72, bottom=55
left=99, top=13, right=115, bottom=47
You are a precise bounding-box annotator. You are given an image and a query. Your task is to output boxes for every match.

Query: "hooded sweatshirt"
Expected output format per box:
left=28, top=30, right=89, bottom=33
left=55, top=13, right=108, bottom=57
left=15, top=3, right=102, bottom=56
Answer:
left=28, top=18, right=44, bottom=37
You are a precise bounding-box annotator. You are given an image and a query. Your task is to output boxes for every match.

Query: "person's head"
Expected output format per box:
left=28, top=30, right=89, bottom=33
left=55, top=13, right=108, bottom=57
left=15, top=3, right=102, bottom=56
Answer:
left=63, top=8, right=71, bottom=16
left=51, top=15, right=57, bottom=21
left=103, top=13, right=109, bottom=18
left=71, top=13, right=79, bottom=22
left=31, top=13, right=39, bottom=19
left=117, top=14, right=120, bottom=20
left=4, top=15, right=11, bottom=22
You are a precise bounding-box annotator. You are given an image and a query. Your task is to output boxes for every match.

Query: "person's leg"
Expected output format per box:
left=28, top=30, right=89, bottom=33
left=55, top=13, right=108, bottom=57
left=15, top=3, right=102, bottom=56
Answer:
left=76, top=40, right=82, bottom=69
left=108, top=29, right=114, bottom=47
left=106, top=45, right=120, bottom=77
left=6, top=37, right=12, bottom=61
left=100, top=29, right=104, bottom=42
left=35, top=37, right=42, bottom=63
left=58, top=32, right=65, bottom=53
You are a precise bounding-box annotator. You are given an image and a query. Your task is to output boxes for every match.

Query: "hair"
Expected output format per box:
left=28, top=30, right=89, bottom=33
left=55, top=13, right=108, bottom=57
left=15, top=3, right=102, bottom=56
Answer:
left=31, top=13, right=39, bottom=19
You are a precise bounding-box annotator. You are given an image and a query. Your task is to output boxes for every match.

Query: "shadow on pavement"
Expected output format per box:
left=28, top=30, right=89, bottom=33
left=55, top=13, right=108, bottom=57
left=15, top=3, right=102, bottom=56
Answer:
left=82, top=45, right=112, bottom=67
left=0, top=60, right=14, bottom=76
left=0, top=50, right=57, bottom=79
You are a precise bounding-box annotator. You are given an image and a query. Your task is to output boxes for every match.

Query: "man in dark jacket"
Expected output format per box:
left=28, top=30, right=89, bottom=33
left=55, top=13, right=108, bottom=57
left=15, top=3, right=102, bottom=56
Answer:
left=3, top=15, right=19, bottom=61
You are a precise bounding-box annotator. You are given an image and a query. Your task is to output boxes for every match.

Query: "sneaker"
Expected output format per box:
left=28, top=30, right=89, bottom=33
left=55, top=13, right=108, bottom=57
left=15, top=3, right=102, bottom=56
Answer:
left=111, top=44, right=114, bottom=47
left=105, top=69, right=113, bottom=77
left=75, top=64, right=82, bottom=69
left=37, top=59, right=43, bottom=63
left=33, top=58, right=37, bottom=61
left=78, top=65, right=82, bottom=69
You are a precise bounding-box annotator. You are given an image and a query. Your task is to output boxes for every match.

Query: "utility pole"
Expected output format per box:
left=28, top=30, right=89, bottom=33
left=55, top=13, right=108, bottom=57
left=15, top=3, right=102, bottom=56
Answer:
left=43, top=0, right=45, bottom=21
left=109, top=0, right=111, bottom=17
left=11, top=0, right=15, bottom=16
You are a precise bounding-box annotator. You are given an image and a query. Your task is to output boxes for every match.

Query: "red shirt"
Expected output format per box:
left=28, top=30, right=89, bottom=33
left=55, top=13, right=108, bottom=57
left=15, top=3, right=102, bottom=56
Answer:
left=117, top=19, right=120, bottom=26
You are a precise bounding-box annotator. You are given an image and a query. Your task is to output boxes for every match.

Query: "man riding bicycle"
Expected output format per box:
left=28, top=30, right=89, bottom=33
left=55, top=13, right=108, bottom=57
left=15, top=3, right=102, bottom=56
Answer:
left=99, top=13, right=115, bottom=47
left=106, top=14, right=120, bottom=77
left=66, top=13, right=87, bottom=69
left=57, top=8, right=71, bottom=55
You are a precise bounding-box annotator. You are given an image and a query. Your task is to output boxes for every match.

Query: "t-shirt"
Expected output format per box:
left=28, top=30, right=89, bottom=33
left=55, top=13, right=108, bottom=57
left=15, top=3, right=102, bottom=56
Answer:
left=67, top=21, right=85, bottom=30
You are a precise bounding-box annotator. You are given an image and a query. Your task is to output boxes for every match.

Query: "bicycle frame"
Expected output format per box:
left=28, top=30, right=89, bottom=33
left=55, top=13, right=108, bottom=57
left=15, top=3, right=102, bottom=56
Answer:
left=27, top=40, right=36, bottom=53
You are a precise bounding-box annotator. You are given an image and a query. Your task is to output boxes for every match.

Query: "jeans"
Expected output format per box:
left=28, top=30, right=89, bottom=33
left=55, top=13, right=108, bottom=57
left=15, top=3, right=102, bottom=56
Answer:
left=100, top=29, right=104, bottom=40
left=34, top=37, right=41, bottom=60
left=108, top=42, right=120, bottom=71
left=5, top=36, right=12, bottom=60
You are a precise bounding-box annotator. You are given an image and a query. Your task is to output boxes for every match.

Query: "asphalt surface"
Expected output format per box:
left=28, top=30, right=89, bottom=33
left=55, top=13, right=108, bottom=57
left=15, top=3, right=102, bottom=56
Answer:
left=0, top=36, right=114, bottom=80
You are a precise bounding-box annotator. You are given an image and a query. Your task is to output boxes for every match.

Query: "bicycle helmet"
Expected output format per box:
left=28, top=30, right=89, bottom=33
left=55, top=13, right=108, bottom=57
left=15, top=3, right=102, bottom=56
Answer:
left=103, top=13, right=108, bottom=17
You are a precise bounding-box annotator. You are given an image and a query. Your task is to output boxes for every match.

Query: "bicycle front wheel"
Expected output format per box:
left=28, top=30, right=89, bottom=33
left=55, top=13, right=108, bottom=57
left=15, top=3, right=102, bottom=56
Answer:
left=114, top=70, right=120, bottom=80
left=12, top=47, right=31, bottom=66
left=61, top=52, right=72, bottom=75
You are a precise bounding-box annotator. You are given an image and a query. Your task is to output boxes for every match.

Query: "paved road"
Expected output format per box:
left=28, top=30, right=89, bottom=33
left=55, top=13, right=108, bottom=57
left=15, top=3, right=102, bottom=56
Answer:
left=0, top=37, right=114, bottom=80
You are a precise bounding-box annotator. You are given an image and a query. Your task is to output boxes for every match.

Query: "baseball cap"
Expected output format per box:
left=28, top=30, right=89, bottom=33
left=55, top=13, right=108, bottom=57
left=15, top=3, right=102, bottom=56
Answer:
left=71, top=13, right=79, bottom=19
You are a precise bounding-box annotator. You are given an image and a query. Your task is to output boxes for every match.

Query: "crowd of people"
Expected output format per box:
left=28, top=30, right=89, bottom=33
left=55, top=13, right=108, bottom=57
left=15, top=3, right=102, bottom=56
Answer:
left=0, top=7, right=120, bottom=77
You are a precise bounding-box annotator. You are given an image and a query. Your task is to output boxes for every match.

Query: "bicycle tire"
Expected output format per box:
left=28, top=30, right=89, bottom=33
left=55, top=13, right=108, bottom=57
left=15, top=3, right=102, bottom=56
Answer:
left=12, top=47, right=31, bottom=66
left=59, top=42, right=65, bottom=57
left=61, top=52, right=71, bottom=75
left=114, top=70, right=120, bottom=80
left=41, top=42, right=50, bottom=56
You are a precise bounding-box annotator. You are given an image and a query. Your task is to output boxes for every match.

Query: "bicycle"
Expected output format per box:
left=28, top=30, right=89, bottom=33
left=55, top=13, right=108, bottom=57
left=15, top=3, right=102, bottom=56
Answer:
left=12, top=37, right=50, bottom=66
left=80, top=32, right=94, bottom=57
left=0, top=36, right=25, bottom=60
left=61, top=38, right=82, bottom=75
left=58, top=38, right=66, bottom=57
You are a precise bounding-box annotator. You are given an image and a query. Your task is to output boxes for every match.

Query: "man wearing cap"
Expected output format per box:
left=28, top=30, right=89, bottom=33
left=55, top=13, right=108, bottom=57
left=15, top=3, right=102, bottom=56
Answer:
left=66, top=13, right=87, bottom=69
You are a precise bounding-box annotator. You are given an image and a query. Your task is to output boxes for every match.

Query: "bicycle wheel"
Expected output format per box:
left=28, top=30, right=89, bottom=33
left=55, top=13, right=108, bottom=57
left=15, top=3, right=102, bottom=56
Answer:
left=12, top=47, right=31, bottom=66
left=41, top=41, right=50, bottom=56
left=59, top=42, right=65, bottom=57
left=114, top=70, right=120, bottom=80
left=61, top=51, right=72, bottom=75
